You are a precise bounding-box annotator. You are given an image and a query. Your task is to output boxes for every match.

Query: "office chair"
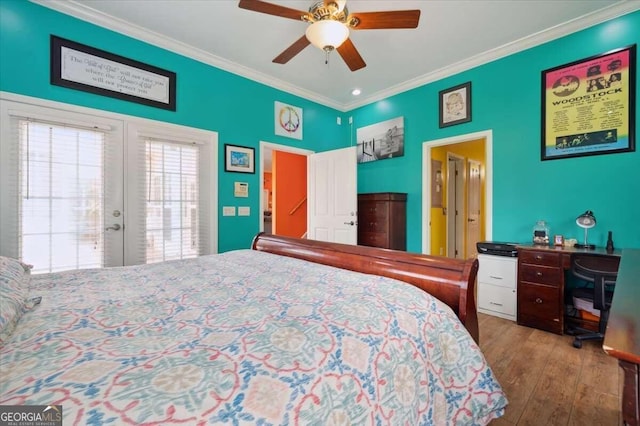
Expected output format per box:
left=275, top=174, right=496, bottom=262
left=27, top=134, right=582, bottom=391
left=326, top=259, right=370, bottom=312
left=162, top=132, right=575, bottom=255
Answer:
left=569, top=254, right=620, bottom=349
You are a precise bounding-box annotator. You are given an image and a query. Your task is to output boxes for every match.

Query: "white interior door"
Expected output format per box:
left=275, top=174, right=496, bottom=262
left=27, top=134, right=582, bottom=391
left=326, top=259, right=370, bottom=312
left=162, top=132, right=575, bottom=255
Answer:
left=307, top=146, right=357, bottom=244
left=446, top=154, right=465, bottom=259
left=466, top=160, right=481, bottom=257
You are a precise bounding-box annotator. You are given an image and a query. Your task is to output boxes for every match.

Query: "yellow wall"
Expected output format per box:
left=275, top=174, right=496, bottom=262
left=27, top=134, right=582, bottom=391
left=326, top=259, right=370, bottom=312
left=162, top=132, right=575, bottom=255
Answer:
left=263, top=172, right=272, bottom=211
left=430, top=138, right=486, bottom=257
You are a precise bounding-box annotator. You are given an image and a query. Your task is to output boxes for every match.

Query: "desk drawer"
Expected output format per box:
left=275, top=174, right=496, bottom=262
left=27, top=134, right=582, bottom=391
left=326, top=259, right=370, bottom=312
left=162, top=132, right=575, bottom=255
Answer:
left=519, top=264, right=563, bottom=287
left=478, top=282, right=516, bottom=317
left=519, top=249, right=561, bottom=267
left=517, top=282, right=563, bottom=334
left=478, top=255, right=517, bottom=288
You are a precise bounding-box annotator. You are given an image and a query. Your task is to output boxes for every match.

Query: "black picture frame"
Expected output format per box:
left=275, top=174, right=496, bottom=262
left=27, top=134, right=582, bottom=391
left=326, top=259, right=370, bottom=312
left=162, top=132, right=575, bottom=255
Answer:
left=439, top=82, right=472, bottom=128
left=224, top=144, right=255, bottom=174
left=50, top=35, right=176, bottom=111
left=541, top=44, right=636, bottom=161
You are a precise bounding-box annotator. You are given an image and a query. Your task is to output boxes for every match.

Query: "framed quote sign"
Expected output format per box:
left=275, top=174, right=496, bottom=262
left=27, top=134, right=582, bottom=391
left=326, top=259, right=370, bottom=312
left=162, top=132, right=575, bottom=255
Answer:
left=51, top=35, right=176, bottom=111
left=541, top=44, right=636, bottom=160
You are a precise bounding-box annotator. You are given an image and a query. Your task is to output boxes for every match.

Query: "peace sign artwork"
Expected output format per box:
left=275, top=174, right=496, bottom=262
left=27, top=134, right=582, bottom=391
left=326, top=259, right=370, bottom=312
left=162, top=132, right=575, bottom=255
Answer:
left=275, top=101, right=303, bottom=140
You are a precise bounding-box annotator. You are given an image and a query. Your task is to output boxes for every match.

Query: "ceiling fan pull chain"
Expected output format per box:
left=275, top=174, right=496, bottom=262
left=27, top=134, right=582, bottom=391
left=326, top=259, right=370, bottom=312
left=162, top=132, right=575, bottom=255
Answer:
left=325, top=49, right=329, bottom=66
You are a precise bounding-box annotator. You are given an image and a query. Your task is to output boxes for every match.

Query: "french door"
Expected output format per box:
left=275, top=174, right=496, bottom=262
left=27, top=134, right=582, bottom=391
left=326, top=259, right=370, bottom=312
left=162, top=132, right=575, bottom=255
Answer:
left=0, top=98, right=216, bottom=273
left=0, top=102, right=124, bottom=272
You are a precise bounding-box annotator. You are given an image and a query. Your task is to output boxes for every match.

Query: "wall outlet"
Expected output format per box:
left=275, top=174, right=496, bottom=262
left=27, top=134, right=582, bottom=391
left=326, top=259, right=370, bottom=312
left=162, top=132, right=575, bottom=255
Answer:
left=439, top=247, right=444, bottom=255
left=222, top=206, right=236, bottom=216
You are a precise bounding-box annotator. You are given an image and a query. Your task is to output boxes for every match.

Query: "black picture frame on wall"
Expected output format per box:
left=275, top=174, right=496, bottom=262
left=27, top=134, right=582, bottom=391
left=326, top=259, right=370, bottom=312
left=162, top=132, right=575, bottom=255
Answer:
left=541, top=44, right=636, bottom=160
left=224, top=144, right=255, bottom=174
left=439, top=82, right=472, bottom=128
left=50, top=35, right=176, bottom=111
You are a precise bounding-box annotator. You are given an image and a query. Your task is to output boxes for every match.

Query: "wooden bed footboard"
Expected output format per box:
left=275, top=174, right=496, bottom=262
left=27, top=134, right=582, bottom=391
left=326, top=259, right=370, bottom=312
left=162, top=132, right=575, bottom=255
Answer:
left=252, top=233, right=480, bottom=343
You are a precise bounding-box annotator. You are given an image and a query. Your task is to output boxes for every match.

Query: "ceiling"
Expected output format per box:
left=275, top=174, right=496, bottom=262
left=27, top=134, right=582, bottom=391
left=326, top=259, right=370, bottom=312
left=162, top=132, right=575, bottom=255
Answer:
left=36, top=0, right=637, bottom=110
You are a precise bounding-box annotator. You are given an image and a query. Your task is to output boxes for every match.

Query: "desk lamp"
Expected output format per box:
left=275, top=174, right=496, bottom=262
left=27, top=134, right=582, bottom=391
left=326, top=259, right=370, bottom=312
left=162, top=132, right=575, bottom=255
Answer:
left=575, top=210, right=596, bottom=249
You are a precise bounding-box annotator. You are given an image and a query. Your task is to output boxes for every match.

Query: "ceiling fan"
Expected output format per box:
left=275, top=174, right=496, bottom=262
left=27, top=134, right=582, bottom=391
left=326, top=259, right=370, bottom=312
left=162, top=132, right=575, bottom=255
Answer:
left=238, top=0, right=421, bottom=71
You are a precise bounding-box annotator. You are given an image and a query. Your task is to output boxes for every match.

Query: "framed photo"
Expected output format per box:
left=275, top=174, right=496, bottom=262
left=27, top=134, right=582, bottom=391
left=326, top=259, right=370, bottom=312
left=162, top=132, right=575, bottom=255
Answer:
left=356, top=116, right=404, bottom=163
left=224, top=144, right=255, bottom=174
left=439, top=82, right=472, bottom=128
left=554, top=235, right=564, bottom=247
left=541, top=44, right=636, bottom=160
left=51, top=35, right=176, bottom=111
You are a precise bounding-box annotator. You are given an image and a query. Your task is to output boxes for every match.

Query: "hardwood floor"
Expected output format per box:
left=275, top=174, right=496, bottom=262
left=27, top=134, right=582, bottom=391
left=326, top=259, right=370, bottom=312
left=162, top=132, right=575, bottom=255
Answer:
left=478, top=313, right=621, bottom=425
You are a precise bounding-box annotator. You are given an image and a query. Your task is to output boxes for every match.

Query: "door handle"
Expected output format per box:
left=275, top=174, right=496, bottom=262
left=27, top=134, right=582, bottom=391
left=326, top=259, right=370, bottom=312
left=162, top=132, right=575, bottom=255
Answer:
left=105, top=224, right=121, bottom=231
left=343, top=221, right=356, bottom=226
left=468, top=218, right=476, bottom=222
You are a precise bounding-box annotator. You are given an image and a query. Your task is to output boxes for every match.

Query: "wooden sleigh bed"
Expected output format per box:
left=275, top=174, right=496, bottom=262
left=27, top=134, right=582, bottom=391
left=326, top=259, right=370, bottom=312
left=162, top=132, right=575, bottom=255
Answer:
left=252, top=232, right=480, bottom=342
left=1, top=233, right=505, bottom=425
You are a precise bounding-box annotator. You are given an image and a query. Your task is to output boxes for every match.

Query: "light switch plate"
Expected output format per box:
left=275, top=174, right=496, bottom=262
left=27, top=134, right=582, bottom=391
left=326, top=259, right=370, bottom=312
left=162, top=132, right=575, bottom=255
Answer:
left=222, top=206, right=236, bottom=216
left=238, top=206, right=250, bottom=216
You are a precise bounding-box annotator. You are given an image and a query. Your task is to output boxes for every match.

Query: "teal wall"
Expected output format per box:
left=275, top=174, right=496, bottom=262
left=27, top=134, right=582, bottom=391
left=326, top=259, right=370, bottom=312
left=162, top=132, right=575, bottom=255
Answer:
left=1, top=1, right=638, bottom=253
left=0, top=0, right=346, bottom=252
left=353, top=10, right=640, bottom=251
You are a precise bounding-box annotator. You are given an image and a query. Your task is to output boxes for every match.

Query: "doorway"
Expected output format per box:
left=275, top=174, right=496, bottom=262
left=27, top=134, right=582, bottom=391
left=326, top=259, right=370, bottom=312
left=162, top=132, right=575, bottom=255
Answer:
left=421, top=130, right=492, bottom=257
left=259, top=142, right=313, bottom=237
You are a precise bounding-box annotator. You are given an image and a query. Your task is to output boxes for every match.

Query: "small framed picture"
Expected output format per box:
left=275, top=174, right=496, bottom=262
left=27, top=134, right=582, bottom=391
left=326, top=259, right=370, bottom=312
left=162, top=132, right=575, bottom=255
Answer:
left=224, top=144, right=255, bottom=174
left=554, top=235, right=564, bottom=246
left=439, top=82, right=472, bottom=128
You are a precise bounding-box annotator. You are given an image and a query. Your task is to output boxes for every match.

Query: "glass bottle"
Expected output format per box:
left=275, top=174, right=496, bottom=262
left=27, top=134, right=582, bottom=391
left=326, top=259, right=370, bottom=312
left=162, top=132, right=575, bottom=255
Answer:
left=533, top=220, right=550, bottom=245
left=606, top=231, right=614, bottom=253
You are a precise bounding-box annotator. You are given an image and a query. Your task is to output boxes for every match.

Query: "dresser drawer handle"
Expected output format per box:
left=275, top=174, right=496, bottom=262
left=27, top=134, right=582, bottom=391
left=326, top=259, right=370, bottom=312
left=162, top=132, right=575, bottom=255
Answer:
left=489, top=302, right=504, bottom=306
left=489, top=275, right=503, bottom=280
left=535, top=255, right=543, bottom=260
left=535, top=298, right=543, bottom=304
left=536, top=272, right=543, bottom=277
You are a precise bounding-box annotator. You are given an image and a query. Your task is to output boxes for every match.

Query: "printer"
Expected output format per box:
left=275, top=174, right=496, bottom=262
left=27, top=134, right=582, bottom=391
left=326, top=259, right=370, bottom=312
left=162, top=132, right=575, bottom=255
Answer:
left=476, top=241, right=518, bottom=257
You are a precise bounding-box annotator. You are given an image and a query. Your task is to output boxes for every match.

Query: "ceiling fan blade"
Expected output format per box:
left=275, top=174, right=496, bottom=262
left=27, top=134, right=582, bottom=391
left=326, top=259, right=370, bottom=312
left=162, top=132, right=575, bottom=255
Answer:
left=349, top=10, right=421, bottom=29
left=337, top=38, right=366, bottom=71
left=238, top=0, right=310, bottom=21
left=273, top=35, right=311, bottom=64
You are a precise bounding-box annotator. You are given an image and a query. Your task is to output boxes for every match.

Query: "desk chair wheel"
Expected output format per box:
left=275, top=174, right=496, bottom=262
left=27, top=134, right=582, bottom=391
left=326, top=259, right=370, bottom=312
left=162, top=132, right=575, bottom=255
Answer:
left=572, top=339, right=583, bottom=349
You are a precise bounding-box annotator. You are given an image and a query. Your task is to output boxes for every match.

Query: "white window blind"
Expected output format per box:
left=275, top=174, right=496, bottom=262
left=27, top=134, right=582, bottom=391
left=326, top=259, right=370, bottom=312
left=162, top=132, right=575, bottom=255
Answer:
left=6, top=117, right=115, bottom=273
left=139, top=137, right=203, bottom=263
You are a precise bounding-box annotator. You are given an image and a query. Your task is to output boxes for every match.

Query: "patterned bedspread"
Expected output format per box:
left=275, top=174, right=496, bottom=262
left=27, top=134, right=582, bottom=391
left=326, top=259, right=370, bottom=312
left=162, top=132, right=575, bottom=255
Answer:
left=1, top=250, right=507, bottom=425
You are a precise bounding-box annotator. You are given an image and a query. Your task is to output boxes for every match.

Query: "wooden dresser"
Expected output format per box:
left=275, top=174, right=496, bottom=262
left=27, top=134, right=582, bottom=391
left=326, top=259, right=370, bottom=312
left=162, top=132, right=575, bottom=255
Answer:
left=357, top=192, right=406, bottom=250
left=517, top=247, right=565, bottom=334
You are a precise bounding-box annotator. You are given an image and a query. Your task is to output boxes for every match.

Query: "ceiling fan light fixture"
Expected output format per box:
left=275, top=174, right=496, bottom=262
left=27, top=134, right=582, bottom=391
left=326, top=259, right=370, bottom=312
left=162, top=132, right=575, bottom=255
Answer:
left=305, top=20, right=349, bottom=51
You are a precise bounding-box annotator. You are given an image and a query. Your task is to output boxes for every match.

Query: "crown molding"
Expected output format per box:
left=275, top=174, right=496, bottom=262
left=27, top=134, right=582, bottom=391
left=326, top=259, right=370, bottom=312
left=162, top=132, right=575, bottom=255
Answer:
left=30, top=0, right=640, bottom=113
left=343, top=1, right=640, bottom=111
left=29, top=0, right=343, bottom=111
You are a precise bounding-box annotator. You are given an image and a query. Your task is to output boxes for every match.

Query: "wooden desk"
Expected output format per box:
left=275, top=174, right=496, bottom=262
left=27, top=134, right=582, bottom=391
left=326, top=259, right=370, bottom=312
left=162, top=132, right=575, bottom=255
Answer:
left=603, top=249, right=640, bottom=426
left=516, top=244, right=621, bottom=335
